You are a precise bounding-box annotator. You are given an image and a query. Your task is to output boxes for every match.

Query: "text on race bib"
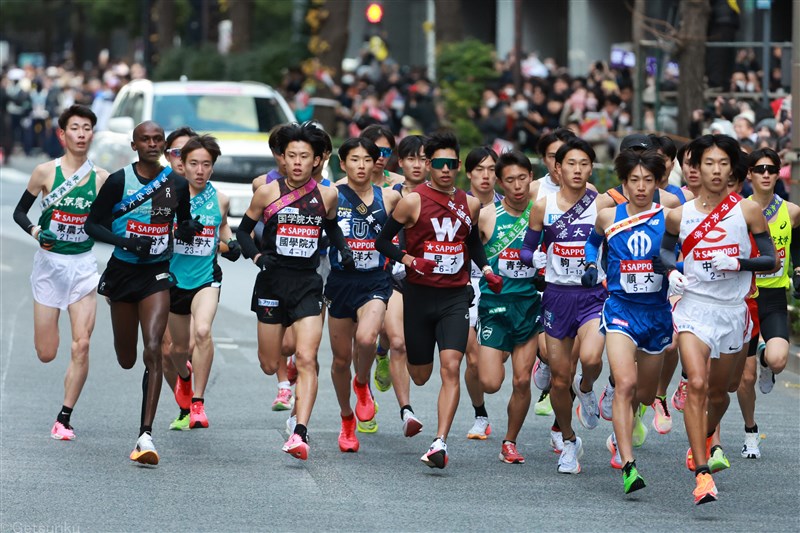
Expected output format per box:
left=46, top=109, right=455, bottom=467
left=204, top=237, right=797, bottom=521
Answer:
left=50, top=210, right=89, bottom=243
left=126, top=220, right=170, bottom=255
left=499, top=248, right=535, bottom=279
left=347, top=238, right=381, bottom=270
left=174, top=225, right=216, bottom=257
left=423, top=241, right=464, bottom=275
left=619, top=260, right=662, bottom=293
left=276, top=223, right=320, bottom=257
left=692, top=244, right=740, bottom=282
left=550, top=243, right=587, bottom=278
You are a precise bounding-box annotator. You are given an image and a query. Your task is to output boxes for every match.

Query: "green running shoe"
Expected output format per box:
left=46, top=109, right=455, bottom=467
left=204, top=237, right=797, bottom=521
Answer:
left=534, top=391, right=553, bottom=416
left=632, top=403, right=648, bottom=448
left=622, top=461, right=646, bottom=494
left=708, top=445, right=730, bottom=473
left=357, top=418, right=378, bottom=433
left=169, top=412, right=190, bottom=431
left=374, top=355, right=392, bottom=392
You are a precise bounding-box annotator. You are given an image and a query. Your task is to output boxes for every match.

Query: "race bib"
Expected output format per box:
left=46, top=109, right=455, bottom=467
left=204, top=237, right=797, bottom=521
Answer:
left=756, top=247, right=785, bottom=279
left=550, top=243, right=586, bottom=278
left=499, top=248, right=535, bottom=279
left=276, top=224, right=320, bottom=257
left=423, top=241, right=464, bottom=275
left=50, top=210, right=89, bottom=243
left=126, top=220, right=170, bottom=255
left=619, top=260, right=662, bottom=293
left=174, top=225, right=216, bottom=257
left=347, top=238, right=380, bottom=270
left=470, top=261, right=482, bottom=279
left=692, top=244, right=739, bottom=282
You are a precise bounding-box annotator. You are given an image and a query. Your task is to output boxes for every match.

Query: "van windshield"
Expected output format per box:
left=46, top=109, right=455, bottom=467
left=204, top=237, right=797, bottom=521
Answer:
left=153, top=94, right=288, bottom=133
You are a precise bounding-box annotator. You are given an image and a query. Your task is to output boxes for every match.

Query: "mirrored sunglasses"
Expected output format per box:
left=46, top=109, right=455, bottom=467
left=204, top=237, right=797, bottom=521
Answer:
left=430, top=157, right=459, bottom=170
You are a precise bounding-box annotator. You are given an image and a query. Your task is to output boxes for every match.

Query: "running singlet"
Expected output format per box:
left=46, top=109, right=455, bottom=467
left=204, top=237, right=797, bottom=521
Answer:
left=542, top=191, right=605, bottom=286
left=680, top=199, right=752, bottom=303
left=753, top=196, right=792, bottom=289
left=665, top=183, right=687, bottom=204
left=605, top=203, right=667, bottom=303
left=467, top=189, right=503, bottom=279
left=404, top=186, right=471, bottom=288
left=111, top=164, right=177, bottom=264
left=170, top=183, right=222, bottom=289
left=38, top=159, right=96, bottom=255
left=260, top=179, right=327, bottom=270
left=330, top=184, right=387, bottom=272
left=536, top=174, right=559, bottom=201
left=479, top=200, right=536, bottom=297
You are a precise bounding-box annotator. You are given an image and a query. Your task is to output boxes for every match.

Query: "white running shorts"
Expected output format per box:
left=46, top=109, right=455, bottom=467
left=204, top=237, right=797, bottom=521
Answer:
left=31, top=249, right=99, bottom=310
left=673, top=294, right=748, bottom=359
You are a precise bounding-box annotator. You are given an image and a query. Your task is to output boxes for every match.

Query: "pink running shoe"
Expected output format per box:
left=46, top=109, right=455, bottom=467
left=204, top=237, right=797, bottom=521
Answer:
left=190, top=400, right=209, bottom=429
left=353, top=376, right=376, bottom=422
left=51, top=421, right=75, bottom=441
left=671, top=379, right=688, bottom=412
left=174, top=361, right=194, bottom=410
left=283, top=433, right=309, bottom=460
left=271, top=388, right=293, bottom=411
left=287, top=355, right=297, bottom=386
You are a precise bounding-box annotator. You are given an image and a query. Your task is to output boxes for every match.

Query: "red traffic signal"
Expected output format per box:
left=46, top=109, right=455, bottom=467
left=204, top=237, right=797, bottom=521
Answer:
left=366, top=3, right=383, bottom=23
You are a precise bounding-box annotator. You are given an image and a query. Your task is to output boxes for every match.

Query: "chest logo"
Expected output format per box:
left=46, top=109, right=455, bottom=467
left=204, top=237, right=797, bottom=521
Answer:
left=431, top=217, right=461, bottom=241
left=626, top=230, right=652, bottom=257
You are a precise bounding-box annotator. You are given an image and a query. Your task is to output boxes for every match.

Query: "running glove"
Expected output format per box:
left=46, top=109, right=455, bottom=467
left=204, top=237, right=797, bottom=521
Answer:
left=123, top=235, right=154, bottom=259
left=410, top=257, right=437, bottom=276
left=651, top=255, right=666, bottom=275
left=340, top=248, right=356, bottom=271
left=668, top=269, right=688, bottom=296
left=175, top=216, right=203, bottom=244
left=484, top=272, right=503, bottom=294
left=710, top=251, right=739, bottom=271
left=581, top=263, right=599, bottom=287
left=37, top=229, right=58, bottom=250
left=221, top=239, right=241, bottom=261
left=532, top=250, right=547, bottom=269
left=256, top=253, right=276, bottom=271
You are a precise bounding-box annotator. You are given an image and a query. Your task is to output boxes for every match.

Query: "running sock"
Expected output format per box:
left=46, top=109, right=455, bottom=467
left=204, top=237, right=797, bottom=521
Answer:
left=622, top=461, right=635, bottom=475
left=745, top=424, right=759, bottom=433
left=139, top=426, right=152, bottom=437
left=294, top=423, right=308, bottom=442
left=502, top=440, right=516, bottom=445
left=552, top=418, right=560, bottom=431
left=179, top=372, right=191, bottom=382
left=400, top=405, right=413, bottom=420
left=759, top=351, right=768, bottom=368
left=695, top=465, right=711, bottom=477
left=608, top=375, right=615, bottom=387
left=277, top=381, right=290, bottom=390
left=706, top=431, right=715, bottom=439
left=474, top=403, right=488, bottom=418
left=681, top=370, right=688, bottom=380
left=56, top=405, right=73, bottom=426
left=179, top=408, right=190, bottom=418
left=341, top=413, right=355, bottom=421
left=191, top=397, right=204, bottom=404
left=376, top=343, right=389, bottom=356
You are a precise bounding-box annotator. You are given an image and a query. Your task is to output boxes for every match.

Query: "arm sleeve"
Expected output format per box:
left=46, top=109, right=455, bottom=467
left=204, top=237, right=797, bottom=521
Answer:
left=322, top=216, right=350, bottom=253
left=84, top=171, right=129, bottom=248
left=658, top=231, right=680, bottom=271
left=235, top=214, right=261, bottom=260
left=584, top=228, right=604, bottom=265
left=13, top=190, right=36, bottom=234
left=519, top=228, right=542, bottom=267
left=466, top=224, right=489, bottom=270
left=375, top=216, right=406, bottom=263
left=791, top=225, right=800, bottom=269
left=738, top=231, right=776, bottom=272
left=174, top=176, right=192, bottom=224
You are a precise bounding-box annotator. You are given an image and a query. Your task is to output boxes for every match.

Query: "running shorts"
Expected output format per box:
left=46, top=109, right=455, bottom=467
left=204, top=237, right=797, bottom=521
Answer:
left=673, top=294, right=748, bottom=359
left=403, top=282, right=471, bottom=365
left=601, top=295, right=672, bottom=354
left=98, top=256, right=174, bottom=303
left=31, top=249, right=99, bottom=310
left=755, top=287, right=790, bottom=342
left=478, top=293, right=543, bottom=352
left=542, top=284, right=607, bottom=340
left=324, top=269, right=392, bottom=321
left=251, top=268, right=323, bottom=326
left=170, top=281, right=220, bottom=315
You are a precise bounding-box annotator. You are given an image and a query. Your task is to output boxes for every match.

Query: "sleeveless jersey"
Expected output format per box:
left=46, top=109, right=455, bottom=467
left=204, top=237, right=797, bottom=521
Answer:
left=405, top=186, right=471, bottom=288
left=38, top=159, right=96, bottom=255
left=479, top=200, right=536, bottom=297
left=680, top=199, right=752, bottom=303
left=330, top=184, right=388, bottom=272
left=542, top=191, right=605, bottom=286
left=261, top=179, right=327, bottom=270
left=536, top=174, right=559, bottom=201
left=112, top=165, right=177, bottom=264
left=665, top=183, right=687, bottom=204
left=467, top=189, right=503, bottom=279
left=753, top=197, right=792, bottom=289
left=170, top=183, right=222, bottom=289
left=605, top=203, right=667, bottom=303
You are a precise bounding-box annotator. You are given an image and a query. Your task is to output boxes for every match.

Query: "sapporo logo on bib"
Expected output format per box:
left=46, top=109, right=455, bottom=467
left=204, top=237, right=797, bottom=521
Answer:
left=126, top=220, right=170, bottom=255
left=499, top=248, right=534, bottom=278
left=51, top=210, right=89, bottom=243
left=347, top=238, right=380, bottom=270
left=423, top=241, right=464, bottom=275
left=174, top=225, right=216, bottom=256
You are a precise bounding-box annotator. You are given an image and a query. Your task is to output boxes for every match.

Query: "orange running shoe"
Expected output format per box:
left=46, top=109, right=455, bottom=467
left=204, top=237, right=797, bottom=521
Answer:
left=693, top=472, right=718, bottom=505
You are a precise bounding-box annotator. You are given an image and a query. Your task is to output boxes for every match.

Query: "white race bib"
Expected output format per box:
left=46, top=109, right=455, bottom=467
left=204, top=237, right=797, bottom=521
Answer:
left=619, top=259, right=662, bottom=293
left=276, top=223, right=320, bottom=257
left=692, top=244, right=739, bottom=282
left=50, top=210, right=89, bottom=243
left=174, top=225, right=216, bottom=257
left=550, top=243, right=586, bottom=278
left=126, top=220, right=170, bottom=255
left=423, top=241, right=464, bottom=275
left=347, top=238, right=381, bottom=270
left=499, top=248, right=535, bottom=279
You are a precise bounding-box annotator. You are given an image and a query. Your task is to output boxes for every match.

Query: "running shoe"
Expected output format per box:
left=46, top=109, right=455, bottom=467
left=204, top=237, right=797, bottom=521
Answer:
left=671, top=378, right=688, bottom=412
left=374, top=354, right=392, bottom=392
left=130, top=433, right=159, bottom=465
left=174, top=361, right=194, bottom=410
left=572, top=374, right=599, bottom=430
left=421, top=437, right=448, bottom=469
left=632, top=403, right=648, bottom=447
left=285, top=415, right=297, bottom=436
left=357, top=417, right=378, bottom=433
left=402, top=410, right=423, bottom=438
left=650, top=396, right=672, bottom=434
left=693, top=472, right=718, bottom=505
left=190, top=400, right=209, bottom=429
left=499, top=441, right=525, bottom=464
left=599, top=382, right=615, bottom=421
left=557, top=436, right=583, bottom=474
left=532, top=358, right=551, bottom=390
left=467, top=416, right=491, bottom=440
left=686, top=436, right=713, bottom=471
left=338, top=416, right=359, bottom=453
left=534, top=390, right=553, bottom=416
left=757, top=344, right=775, bottom=394
left=708, top=445, right=730, bottom=473
left=169, top=412, right=190, bottom=431
left=622, top=461, right=646, bottom=494
left=550, top=428, right=564, bottom=454
left=741, top=432, right=761, bottom=459
left=287, top=355, right=297, bottom=386
left=353, top=376, right=376, bottom=422
left=50, top=421, right=75, bottom=441
left=271, top=388, right=294, bottom=411
left=282, top=433, right=309, bottom=460
left=606, top=433, right=622, bottom=469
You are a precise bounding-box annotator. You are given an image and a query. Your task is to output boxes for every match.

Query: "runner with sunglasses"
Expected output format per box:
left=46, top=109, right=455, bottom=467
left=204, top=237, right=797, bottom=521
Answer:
left=360, top=124, right=404, bottom=189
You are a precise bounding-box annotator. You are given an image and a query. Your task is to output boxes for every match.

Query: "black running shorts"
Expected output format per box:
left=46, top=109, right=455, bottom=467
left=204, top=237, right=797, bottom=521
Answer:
left=98, top=256, right=175, bottom=303
left=251, top=268, right=323, bottom=326
left=403, top=282, right=471, bottom=366
left=169, top=282, right=220, bottom=315
left=324, top=269, right=392, bottom=321
left=755, top=287, right=790, bottom=342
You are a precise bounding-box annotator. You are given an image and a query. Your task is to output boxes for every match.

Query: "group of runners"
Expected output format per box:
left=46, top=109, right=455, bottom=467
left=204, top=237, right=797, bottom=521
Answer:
left=14, top=104, right=799, bottom=505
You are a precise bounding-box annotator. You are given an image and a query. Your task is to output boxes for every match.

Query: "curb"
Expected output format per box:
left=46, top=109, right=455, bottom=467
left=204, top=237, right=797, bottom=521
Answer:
left=788, top=344, right=800, bottom=376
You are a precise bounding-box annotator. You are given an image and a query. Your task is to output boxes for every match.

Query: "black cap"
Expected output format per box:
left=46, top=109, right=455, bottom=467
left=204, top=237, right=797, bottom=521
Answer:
left=620, top=133, right=654, bottom=151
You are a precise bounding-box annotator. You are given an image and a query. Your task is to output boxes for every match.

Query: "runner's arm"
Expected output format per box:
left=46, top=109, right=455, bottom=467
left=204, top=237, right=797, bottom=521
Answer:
left=375, top=216, right=407, bottom=263
left=585, top=208, right=610, bottom=267
left=737, top=232, right=775, bottom=271
left=236, top=184, right=272, bottom=261
left=84, top=170, right=129, bottom=248
left=13, top=164, right=47, bottom=237
left=466, top=224, right=490, bottom=271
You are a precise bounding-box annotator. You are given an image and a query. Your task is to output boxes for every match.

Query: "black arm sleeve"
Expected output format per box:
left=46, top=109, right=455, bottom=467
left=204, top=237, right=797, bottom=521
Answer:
left=84, top=170, right=129, bottom=248
left=322, top=216, right=350, bottom=252
left=235, top=214, right=261, bottom=260
left=791, top=225, right=800, bottom=270
left=466, top=224, right=489, bottom=270
left=173, top=176, right=192, bottom=224
left=375, top=216, right=406, bottom=263
left=739, top=231, right=776, bottom=272
left=13, top=190, right=36, bottom=234
left=658, top=231, right=680, bottom=271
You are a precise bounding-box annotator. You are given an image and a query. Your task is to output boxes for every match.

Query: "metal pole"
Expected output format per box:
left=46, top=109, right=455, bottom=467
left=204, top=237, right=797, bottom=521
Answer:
left=632, top=0, right=644, bottom=130
left=761, top=4, right=771, bottom=109
left=426, top=0, right=436, bottom=81
left=790, top=0, right=800, bottom=206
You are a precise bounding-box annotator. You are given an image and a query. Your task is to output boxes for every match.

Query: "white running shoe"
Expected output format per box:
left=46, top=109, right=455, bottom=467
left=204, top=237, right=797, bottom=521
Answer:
left=285, top=414, right=297, bottom=437
left=741, top=432, right=761, bottom=459
left=129, top=432, right=159, bottom=465
left=572, top=374, right=599, bottom=430
left=402, top=410, right=423, bottom=438
left=599, top=383, right=615, bottom=421
left=532, top=358, right=551, bottom=390
left=467, top=416, right=491, bottom=440
left=420, top=437, right=448, bottom=469
left=550, top=428, right=564, bottom=454
left=557, top=436, right=583, bottom=474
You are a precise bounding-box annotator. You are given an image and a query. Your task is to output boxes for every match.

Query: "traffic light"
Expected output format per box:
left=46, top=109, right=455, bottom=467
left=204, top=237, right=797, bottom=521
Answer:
left=366, top=2, right=383, bottom=24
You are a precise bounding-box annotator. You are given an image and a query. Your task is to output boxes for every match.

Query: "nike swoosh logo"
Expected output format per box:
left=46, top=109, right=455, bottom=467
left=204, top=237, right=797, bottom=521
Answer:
left=576, top=214, right=592, bottom=221
left=722, top=214, right=735, bottom=221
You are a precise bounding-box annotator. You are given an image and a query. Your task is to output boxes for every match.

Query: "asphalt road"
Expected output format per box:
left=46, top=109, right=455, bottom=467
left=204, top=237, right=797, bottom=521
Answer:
left=1, top=157, right=799, bottom=532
